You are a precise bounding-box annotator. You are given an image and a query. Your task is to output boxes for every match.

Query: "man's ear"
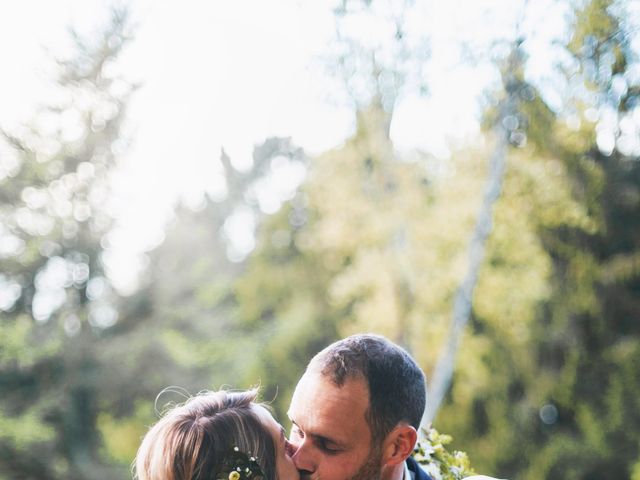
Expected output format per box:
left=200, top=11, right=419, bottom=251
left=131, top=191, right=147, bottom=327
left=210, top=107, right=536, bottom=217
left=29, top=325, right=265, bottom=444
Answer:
left=381, top=424, right=418, bottom=467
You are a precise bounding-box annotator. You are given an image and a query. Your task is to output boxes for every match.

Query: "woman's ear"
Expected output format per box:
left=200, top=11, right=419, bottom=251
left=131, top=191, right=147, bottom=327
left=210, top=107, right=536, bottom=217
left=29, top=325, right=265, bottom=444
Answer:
left=381, top=424, right=418, bottom=466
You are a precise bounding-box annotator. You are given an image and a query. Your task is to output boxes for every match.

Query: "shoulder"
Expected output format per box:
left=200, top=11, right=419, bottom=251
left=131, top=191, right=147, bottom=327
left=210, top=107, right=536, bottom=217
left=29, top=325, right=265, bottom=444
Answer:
left=405, top=458, right=506, bottom=480
left=464, top=476, right=508, bottom=479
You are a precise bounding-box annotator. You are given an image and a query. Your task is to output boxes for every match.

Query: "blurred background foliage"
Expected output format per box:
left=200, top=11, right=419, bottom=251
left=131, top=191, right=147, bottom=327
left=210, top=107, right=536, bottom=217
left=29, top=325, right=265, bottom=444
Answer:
left=1, top=0, right=640, bottom=479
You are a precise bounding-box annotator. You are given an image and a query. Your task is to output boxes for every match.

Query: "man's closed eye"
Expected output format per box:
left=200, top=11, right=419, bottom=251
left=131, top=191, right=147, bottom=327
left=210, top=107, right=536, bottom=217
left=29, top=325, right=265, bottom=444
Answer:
left=317, top=439, right=342, bottom=455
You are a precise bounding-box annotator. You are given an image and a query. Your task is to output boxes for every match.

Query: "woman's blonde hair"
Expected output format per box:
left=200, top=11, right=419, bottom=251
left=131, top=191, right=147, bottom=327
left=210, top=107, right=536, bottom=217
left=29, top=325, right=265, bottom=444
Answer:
left=134, top=389, right=277, bottom=480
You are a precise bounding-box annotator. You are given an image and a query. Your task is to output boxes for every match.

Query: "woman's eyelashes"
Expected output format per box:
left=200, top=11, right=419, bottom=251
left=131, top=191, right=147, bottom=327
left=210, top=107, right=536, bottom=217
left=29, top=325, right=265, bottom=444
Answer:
left=291, top=426, right=303, bottom=439
left=284, top=438, right=296, bottom=457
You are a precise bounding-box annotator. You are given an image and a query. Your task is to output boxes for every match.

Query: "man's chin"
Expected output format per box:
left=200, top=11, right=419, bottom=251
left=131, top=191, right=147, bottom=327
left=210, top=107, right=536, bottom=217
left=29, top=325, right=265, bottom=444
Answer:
left=297, top=449, right=382, bottom=480
left=298, top=469, right=382, bottom=480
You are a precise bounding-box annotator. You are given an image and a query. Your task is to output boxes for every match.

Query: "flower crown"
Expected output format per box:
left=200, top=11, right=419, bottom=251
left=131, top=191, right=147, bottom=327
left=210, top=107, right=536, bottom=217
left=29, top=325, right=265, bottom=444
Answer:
left=216, top=446, right=265, bottom=480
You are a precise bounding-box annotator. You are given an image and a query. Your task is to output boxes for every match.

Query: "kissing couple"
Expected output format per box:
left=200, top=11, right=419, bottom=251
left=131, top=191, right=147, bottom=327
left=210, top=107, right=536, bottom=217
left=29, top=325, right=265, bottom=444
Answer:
left=135, top=334, right=501, bottom=480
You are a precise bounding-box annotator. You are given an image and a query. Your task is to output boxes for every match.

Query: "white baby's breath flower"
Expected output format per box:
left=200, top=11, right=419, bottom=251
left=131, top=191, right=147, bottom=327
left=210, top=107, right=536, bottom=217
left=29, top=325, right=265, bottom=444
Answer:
left=425, top=463, right=443, bottom=480
left=450, top=466, right=463, bottom=479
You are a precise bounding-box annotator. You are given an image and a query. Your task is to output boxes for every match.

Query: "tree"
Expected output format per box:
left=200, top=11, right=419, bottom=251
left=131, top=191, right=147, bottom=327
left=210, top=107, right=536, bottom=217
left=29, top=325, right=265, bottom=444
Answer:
left=96, top=136, right=311, bottom=464
left=234, top=4, right=640, bottom=479
left=434, top=1, right=640, bottom=478
left=0, top=8, right=137, bottom=479
left=425, top=36, right=526, bottom=425
left=521, top=1, right=640, bottom=477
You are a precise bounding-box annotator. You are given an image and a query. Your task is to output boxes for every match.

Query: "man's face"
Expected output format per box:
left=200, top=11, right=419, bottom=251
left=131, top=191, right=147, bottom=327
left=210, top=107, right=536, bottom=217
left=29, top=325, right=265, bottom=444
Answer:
left=287, top=370, right=382, bottom=480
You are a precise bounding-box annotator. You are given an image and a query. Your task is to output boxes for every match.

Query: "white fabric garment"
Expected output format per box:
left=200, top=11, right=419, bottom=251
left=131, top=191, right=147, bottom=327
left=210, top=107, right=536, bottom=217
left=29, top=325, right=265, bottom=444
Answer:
left=404, top=460, right=414, bottom=480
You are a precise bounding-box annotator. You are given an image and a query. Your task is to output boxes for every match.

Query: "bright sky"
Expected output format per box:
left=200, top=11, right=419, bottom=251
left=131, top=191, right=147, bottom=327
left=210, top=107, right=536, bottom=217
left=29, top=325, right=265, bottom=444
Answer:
left=0, top=0, right=565, bottom=293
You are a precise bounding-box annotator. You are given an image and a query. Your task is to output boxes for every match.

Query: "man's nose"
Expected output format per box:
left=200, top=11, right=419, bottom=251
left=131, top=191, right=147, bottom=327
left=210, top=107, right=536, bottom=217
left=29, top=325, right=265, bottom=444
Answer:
left=290, top=439, right=316, bottom=474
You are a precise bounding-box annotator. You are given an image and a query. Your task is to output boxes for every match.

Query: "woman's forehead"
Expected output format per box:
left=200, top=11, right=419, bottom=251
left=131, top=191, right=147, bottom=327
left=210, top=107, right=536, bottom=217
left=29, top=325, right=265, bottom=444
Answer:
left=252, top=404, right=281, bottom=434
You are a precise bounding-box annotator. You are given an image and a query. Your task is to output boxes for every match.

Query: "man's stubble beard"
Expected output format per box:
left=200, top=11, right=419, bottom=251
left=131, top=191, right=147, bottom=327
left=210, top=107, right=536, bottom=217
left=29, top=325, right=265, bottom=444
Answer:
left=298, top=446, right=383, bottom=480
left=348, top=445, right=382, bottom=480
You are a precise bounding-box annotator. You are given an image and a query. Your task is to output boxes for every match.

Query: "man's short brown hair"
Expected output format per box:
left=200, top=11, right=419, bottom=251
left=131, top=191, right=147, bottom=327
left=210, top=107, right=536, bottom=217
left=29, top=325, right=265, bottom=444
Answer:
left=309, top=333, right=426, bottom=445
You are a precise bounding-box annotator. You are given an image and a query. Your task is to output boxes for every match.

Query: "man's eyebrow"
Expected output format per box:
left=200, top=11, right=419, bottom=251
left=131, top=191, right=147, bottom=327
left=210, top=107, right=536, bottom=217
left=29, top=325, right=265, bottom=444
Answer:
left=288, top=419, right=345, bottom=447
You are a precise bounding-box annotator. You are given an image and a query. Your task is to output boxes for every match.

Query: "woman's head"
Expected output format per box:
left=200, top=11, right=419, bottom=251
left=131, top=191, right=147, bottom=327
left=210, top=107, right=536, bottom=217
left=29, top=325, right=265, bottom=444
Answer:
left=134, top=389, right=298, bottom=480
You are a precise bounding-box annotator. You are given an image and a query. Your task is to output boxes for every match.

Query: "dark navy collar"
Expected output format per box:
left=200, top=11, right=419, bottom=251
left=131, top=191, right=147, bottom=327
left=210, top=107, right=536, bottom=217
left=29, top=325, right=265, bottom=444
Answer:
left=406, top=456, right=432, bottom=480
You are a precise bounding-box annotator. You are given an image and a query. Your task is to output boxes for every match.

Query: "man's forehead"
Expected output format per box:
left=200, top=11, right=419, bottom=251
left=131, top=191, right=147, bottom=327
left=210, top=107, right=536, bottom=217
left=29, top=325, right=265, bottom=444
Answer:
left=307, top=355, right=364, bottom=383
left=295, top=368, right=367, bottom=394
left=305, top=361, right=367, bottom=386
left=289, top=371, right=371, bottom=438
